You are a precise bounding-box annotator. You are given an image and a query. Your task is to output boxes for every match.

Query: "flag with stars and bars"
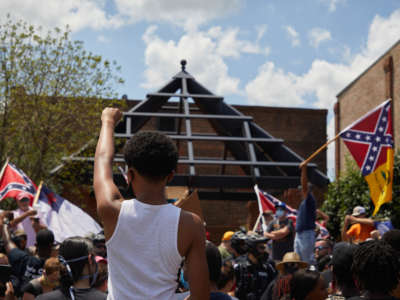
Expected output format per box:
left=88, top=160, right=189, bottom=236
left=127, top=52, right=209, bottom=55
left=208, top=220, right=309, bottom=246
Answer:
left=340, top=99, right=394, bottom=215
left=0, top=162, right=37, bottom=203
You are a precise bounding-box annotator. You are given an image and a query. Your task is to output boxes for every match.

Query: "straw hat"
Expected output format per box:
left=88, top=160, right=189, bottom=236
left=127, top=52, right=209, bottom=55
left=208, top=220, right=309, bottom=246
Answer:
left=276, top=252, right=308, bottom=273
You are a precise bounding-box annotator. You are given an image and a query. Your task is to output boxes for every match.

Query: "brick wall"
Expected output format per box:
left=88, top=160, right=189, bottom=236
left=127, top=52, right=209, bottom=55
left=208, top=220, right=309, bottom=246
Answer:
left=336, top=41, right=400, bottom=176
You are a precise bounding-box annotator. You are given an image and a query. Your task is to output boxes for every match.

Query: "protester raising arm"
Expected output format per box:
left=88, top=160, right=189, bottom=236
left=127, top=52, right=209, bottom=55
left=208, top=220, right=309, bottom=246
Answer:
left=0, top=211, right=17, bottom=254
left=93, top=107, right=124, bottom=241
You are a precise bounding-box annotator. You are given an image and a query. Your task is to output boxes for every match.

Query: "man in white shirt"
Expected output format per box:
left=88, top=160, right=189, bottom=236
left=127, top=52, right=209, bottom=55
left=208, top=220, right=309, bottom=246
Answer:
left=93, top=107, right=210, bottom=300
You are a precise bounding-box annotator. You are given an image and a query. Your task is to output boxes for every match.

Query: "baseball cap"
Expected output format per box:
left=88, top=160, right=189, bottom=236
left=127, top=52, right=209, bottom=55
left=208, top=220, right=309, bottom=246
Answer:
left=222, top=231, right=234, bottom=241
left=352, top=206, right=366, bottom=217
left=16, top=192, right=31, bottom=201
left=95, top=256, right=108, bottom=264
left=36, top=229, right=55, bottom=247
left=275, top=202, right=286, bottom=210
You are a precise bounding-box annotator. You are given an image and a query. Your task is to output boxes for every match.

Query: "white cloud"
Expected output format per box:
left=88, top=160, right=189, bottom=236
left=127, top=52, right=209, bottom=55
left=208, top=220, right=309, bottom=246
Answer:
left=142, top=25, right=269, bottom=96
left=255, top=24, right=267, bottom=42
left=245, top=62, right=306, bottom=107
left=97, top=35, right=110, bottom=43
left=0, top=0, right=124, bottom=32
left=114, top=0, right=243, bottom=31
left=248, top=8, right=400, bottom=109
left=320, top=0, right=346, bottom=12
left=1, top=0, right=243, bottom=32
left=308, top=28, right=332, bottom=48
left=285, top=26, right=300, bottom=47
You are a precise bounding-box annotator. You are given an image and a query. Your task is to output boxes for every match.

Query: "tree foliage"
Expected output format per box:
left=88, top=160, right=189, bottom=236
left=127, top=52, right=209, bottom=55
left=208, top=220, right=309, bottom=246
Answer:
left=0, top=16, right=124, bottom=182
left=322, top=153, right=400, bottom=240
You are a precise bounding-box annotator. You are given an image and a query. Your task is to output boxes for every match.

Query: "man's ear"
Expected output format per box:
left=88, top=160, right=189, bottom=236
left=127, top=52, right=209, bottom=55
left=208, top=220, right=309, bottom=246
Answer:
left=127, top=168, right=134, bottom=184
left=166, top=171, right=175, bottom=183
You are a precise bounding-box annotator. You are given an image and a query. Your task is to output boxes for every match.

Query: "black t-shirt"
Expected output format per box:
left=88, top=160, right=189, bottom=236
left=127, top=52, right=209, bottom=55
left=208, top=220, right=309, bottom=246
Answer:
left=36, top=287, right=107, bottom=300
left=21, top=278, right=43, bottom=296
left=8, top=248, right=44, bottom=289
left=267, top=218, right=294, bottom=261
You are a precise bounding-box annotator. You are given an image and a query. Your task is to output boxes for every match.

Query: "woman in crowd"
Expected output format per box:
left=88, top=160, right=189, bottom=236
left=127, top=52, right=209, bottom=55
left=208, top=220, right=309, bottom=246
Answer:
left=290, top=269, right=328, bottom=300
left=22, top=257, right=61, bottom=299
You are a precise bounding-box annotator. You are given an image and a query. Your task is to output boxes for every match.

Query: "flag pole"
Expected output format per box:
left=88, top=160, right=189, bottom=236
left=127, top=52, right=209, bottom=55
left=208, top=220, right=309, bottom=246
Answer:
left=0, top=157, right=10, bottom=182
left=32, top=181, right=43, bottom=207
left=300, top=133, right=341, bottom=167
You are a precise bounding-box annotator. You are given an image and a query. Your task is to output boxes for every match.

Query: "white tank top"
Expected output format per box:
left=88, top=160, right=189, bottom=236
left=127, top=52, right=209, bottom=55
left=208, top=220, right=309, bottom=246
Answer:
left=106, top=199, right=183, bottom=300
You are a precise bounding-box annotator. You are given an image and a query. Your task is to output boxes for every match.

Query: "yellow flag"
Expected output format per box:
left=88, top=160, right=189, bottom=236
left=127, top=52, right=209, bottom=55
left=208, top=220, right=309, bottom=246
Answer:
left=365, top=148, right=394, bottom=215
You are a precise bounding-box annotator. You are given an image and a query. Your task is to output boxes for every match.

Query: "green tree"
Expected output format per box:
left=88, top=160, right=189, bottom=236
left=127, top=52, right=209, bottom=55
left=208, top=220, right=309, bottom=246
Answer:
left=0, top=16, right=124, bottom=182
left=322, top=153, right=400, bottom=240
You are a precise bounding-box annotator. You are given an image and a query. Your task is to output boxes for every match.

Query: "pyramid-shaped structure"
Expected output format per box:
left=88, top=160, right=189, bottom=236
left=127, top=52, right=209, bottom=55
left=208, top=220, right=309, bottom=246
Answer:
left=113, top=60, right=329, bottom=189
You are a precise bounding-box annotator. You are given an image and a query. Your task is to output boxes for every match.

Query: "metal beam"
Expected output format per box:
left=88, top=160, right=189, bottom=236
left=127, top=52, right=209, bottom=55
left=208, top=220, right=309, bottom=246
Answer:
left=122, top=112, right=253, bottom=120
left=114, top=133, right=283, bottom=143
left=147, top=92, right=223, bottom=99
left=62, top=156, right=317, bottom=168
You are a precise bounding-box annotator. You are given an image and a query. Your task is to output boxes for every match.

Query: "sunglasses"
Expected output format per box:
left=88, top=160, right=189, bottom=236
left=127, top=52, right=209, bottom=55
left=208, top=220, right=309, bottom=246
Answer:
left=314, top=245, right=329, bottom=251
left=19, top=198, right=30, bottom=203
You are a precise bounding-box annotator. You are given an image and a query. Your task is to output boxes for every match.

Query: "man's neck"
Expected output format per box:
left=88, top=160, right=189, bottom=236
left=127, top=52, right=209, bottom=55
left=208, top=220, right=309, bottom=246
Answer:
left=135, top=187, right=167, bottom=205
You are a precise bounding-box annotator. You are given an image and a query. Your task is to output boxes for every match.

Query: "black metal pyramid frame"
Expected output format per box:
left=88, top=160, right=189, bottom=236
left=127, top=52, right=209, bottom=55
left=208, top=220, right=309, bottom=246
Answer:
left=112, top=60, right=329, bottom=190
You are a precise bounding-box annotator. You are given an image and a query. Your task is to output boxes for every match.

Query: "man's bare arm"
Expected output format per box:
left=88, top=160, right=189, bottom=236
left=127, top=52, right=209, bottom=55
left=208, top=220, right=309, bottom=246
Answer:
left=93, top=108, right=124, bottom=241
left=9, top=210, right=37, bottom=228
left=300, top=161, right=308, bottom=199
left=316, top=209, right=329, bottom=222
left=351, top=216, right=375, bottom=226
left=183, top=213, right=210, bottom=300
left=264, top=225, right=290, bottom=240
left=341, top=215, right=351, bottom=242
left=0, top=214, right=17, bottom=254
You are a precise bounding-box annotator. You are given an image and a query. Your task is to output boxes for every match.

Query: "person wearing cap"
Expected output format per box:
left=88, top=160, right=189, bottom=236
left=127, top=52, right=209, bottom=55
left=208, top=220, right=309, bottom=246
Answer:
left=261, top=252, right=308, bottom=300
left=264, top=202, right=295, bottom=261
left=218, top=231, right=234, bottom=261
left=11, top=192, right=40, bottom=248
left=341, top=206, right=375, bottom=243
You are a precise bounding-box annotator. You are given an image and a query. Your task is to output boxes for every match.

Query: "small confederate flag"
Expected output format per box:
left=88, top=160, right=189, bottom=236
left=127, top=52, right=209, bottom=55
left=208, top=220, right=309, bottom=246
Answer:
left=0, top=162, right=37, bottom=203
left=254, top=185, right=297, bottom=221
left=340, top=99, right=393, bottom=215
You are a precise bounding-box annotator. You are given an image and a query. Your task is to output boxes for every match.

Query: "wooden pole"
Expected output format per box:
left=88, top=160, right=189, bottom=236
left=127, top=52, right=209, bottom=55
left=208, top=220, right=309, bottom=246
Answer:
left=0, top=157, right=10, bottom=182
left=32, top=181, right=43, bottom=207
left=252, top=213, right=262, bottom=232
left=300, top=133, right=341, bottom=168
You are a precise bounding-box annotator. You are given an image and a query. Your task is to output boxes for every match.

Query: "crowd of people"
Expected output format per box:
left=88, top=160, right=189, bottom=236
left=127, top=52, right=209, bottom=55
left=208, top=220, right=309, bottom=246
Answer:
left=0, top=107, right=398, bottom=300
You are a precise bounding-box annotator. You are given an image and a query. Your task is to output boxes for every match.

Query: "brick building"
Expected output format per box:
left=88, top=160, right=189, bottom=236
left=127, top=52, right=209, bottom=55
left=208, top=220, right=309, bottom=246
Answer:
left=335, top=40, right=400, bottom=177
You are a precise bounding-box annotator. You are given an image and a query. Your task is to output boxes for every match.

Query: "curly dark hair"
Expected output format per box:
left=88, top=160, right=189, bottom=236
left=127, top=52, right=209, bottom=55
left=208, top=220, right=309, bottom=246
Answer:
left=351, top=240, right=400, bottom=294
left=290, top=269, right=321, bottom=300
left=382, top=229, right=400, bottom=252
left=124, top=131, right=178, bottom=181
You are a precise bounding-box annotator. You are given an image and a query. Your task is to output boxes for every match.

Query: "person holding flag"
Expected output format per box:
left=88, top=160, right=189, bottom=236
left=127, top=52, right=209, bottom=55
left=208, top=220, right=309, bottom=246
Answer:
left=264, top=202, right=295, bottom=261
left=293, top=161, right=316, bottom=264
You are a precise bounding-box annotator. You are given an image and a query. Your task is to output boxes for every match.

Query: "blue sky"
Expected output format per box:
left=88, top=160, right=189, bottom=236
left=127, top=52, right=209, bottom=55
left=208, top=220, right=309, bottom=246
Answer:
left=2, top=0, right=400, bottom=178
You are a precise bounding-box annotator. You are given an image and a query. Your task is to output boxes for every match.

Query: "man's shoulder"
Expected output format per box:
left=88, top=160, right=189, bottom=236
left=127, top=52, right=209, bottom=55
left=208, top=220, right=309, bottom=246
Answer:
left=36, top=289, right=66, bottom=300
